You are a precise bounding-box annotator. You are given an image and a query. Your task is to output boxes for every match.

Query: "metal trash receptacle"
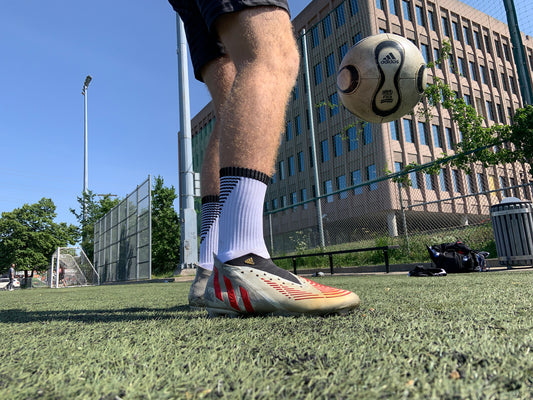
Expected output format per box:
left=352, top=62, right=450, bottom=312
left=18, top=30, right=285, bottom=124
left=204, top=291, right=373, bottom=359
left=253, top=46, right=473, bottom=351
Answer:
left=490, top=197, right=533, bottom=267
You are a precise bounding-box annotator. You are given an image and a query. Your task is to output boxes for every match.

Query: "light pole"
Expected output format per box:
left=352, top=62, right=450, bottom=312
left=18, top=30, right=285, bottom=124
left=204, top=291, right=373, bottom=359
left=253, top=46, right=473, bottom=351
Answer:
left=82, top=75, right=92, bottom=221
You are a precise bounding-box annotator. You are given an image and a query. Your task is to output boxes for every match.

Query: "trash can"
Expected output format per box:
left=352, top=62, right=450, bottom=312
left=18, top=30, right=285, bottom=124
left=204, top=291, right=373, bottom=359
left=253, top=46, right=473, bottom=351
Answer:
left=490, top=197, right=533, bottom=267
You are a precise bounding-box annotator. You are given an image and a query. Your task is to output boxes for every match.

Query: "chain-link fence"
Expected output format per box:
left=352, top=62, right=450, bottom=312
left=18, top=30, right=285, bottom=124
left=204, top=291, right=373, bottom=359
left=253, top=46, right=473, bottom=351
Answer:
left=264, top=160, right=533, bottom=266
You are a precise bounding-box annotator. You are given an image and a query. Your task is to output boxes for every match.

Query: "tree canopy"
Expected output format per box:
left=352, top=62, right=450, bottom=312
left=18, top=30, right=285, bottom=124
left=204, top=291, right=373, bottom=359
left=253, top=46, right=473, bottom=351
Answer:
left=0, top=198, right=79, bottom=271
left=70, top=191, right=121, bottom=262
left=151, top=176, right=180, bottom=275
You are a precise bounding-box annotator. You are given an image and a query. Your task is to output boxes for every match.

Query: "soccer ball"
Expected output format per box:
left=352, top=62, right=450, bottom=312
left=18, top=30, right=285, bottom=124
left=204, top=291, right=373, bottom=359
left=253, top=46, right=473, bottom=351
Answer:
left=336, top=33, right=427, bottom=123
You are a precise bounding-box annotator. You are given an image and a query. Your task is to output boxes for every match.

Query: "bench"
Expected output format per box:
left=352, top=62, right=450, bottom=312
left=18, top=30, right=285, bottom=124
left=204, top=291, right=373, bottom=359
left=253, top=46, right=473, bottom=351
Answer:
left=272, top=245, right=400, bottom=275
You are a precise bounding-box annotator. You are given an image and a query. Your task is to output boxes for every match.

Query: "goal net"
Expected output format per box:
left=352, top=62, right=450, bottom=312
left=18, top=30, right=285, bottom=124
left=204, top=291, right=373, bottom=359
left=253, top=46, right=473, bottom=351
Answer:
left=49, top=247, right=99, bottom=288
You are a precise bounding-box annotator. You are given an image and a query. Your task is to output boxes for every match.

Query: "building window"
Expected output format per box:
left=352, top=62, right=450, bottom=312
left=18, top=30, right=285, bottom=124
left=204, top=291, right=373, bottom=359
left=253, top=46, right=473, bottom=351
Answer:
left=367, top=164, right=378, bottom=191
left=469, top=61, right=478, bottom=81
left=433, top=48, right=441, bottom=69
left=376, top=0, right=383, bottom=10
left=428, top=10, right=436, bottom=31
left=474, top=31, right=482, bottom=50
left=309, top=146, right=314, bottom=168
left=323, top=15, right=332, bottom=38
left=452, top=21, right=460, bottom=41
left=490, top=68, right=498, bottom=88
left=312, top=26, right=320, bottom=48
left=297, top=151, right=304, bottom=172
left=288, top=155, right=295, bottom=176
left=452, top=169, right=461, bottom=193
left=314, top=63, right=323, bottom=85
left=281, top=195, right=287, bottom=208
left=425, top=173, right=434, bottom=191
left=509, top=76, right=517, bottom=94
left=336, top=4, right=346, bottom=27
left=420, top=43, right=429, bottom=63
left=463, top=26, right=471, bottom=46
left=326, top=53, right=336, bottom=77
left=353, top=32, right=362, bottom=44
left=350, top=0, right=359, bottom=15
left=337, top=175, right=348, bottom=199
left=363, top=123, right=372, bottom=144
left=348, top=126, right=358, bottom=151
left=290, top=192, right=297, bottom=210
left=486, top=101, right=494, bottom=121
left=278, top=160, right=285, bottom=180
left=295, top=115, right=301, bottom=135
left=439, top=169, right=448, bottom=191
left=320, top=140, right=329, bottom=162
left=402, top=0, right=412, bottom=21
left=410, top=171, right=419, bottom=189
left=330, top=93, right=339, bottom=116
left=457, top=57, right=466, bottom=76
left=480, top=65, right=488, bottom=85
left=441, top=16, right=450, bottom=37
left=272, top=198, right=278, bottom=209
left=334, top=134, right=343, bottom=157
left=390, top=120, right=398, bottom=141
left=445, top=127, right=454, bottom=150
left=300, top=188, right=308, bottom=209
left=318, top=103, right=326, bottom=123
left=324, top=180, right=334, bottom=202
left=477, top=173, right=485, bottom=192
left=418, top=122, right=428, bottom=146
left=403, top=119, right=413, bottom=143
left=339, top=43, right=349, bottom=60
left=484, top=34, right=492, bottom=54
left=415, top=5, right=424, bottom=26
left=432, top=124, right=441, bottom=148
left=467, top=174, right=475, bottom=194
left=286, top=121, right=292, bottom=141
left=352, top=170, right=363, bottom=194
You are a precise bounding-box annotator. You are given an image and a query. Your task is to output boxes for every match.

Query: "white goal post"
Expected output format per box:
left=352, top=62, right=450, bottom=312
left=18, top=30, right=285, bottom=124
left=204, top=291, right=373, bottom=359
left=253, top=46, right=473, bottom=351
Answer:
left=49, top=247, right=99, bottom=288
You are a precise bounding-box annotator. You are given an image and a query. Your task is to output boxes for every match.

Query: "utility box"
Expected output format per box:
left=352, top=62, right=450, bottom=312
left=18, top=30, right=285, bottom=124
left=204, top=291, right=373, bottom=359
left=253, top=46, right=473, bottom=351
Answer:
left=490, top=198, right=533, bottom=267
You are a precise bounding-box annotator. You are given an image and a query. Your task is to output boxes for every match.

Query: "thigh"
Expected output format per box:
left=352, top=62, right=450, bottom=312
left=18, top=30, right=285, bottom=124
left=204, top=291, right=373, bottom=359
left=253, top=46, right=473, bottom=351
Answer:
left=168, top=0, right=225, bottom=81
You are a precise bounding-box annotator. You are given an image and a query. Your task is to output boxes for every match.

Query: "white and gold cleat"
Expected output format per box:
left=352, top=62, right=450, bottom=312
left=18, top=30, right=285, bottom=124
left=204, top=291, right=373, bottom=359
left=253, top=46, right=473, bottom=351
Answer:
left=205, top=254, right=360, bottom=317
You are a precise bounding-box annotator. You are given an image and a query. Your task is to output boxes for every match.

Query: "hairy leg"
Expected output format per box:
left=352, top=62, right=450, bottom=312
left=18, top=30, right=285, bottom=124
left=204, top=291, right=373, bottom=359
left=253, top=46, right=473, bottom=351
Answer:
left=214, top=7, right=300, bottom=176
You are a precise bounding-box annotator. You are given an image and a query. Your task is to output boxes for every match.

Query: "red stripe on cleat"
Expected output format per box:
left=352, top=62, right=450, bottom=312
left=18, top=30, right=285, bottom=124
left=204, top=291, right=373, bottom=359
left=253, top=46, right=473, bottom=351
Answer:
left=213, top=267, right=223, bottom=301
left=239, top=287, right=254, bottom=313
left=223, top=276, right=240, bottom=311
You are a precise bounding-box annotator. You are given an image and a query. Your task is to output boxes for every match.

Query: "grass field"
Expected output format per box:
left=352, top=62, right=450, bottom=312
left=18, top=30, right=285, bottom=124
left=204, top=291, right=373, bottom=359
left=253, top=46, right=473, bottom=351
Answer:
left=0, top=271, right=532, bottom=399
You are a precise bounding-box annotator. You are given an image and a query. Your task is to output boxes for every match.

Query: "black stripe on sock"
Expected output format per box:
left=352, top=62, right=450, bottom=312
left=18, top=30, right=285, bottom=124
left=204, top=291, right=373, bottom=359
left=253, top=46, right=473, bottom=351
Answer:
left=201, top=195, right=220, bottom=205
left=220, top=167, right=271, bottom=185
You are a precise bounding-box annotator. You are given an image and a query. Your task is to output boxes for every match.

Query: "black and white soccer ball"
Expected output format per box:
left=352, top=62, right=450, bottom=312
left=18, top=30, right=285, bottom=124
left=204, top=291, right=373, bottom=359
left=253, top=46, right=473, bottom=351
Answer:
left=337, top=33, right=427, bottom=123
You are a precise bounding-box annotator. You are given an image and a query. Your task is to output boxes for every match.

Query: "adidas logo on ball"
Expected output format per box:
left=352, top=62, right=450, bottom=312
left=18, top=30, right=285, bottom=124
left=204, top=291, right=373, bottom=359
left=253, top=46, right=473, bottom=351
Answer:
left=380, top=53, right=400, bottom=64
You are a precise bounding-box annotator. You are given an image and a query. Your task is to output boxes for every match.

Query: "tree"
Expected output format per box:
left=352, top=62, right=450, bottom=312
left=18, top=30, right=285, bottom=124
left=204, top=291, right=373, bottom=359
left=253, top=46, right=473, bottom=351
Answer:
left=151, top=176, right=180, bottom=275
left=0, top=198, right=79, bottom=276
left=70, top=191, right=120, bottom=262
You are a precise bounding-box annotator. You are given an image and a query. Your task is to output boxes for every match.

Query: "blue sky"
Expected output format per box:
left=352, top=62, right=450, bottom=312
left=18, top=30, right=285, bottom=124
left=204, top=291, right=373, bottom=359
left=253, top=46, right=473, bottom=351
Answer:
left=1, top=0, right=530, bottom=228
left=0, top=1, right=312, bottom=227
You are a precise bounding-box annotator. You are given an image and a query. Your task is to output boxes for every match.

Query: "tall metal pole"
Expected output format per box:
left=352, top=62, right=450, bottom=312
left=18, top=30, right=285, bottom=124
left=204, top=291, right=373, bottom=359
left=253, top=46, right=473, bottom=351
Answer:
left=503, top=0, right=533, bottom=105
left=301, top=29, right=326, bottom=248
left=176, top=15, right=198, bottom=270
left=82, top=75, right=92, bottom=222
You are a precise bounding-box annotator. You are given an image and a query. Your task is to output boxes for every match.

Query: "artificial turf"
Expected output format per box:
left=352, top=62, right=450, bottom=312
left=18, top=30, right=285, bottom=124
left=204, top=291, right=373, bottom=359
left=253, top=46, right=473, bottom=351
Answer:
left=0, top=270, right=531, bottom=399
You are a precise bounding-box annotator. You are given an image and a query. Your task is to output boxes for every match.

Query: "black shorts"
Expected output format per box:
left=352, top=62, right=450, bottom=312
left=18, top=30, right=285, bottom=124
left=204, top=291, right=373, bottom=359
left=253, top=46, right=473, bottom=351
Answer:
left=168, top=0, right=290, bottom=81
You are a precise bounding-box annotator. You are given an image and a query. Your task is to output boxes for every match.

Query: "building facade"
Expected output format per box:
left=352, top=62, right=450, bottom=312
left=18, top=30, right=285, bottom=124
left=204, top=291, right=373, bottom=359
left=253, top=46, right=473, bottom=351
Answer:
left=190, top=0, right=533, bottom=252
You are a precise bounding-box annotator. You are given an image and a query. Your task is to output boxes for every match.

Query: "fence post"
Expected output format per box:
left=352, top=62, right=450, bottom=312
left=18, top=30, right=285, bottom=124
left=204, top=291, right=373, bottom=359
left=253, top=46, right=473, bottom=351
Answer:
left=384, top=248, right=390, bottom=273
left=398, top=181, right=410, bottom=254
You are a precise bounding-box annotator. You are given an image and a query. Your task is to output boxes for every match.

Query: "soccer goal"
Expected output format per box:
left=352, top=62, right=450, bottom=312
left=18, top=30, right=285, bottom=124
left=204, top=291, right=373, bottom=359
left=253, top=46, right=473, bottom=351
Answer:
left=49, top=247, right=99, bottom=288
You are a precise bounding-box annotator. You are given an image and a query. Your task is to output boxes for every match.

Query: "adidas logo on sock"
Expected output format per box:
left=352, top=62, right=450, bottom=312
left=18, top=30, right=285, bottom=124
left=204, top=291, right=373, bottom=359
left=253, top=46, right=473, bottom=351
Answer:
left=244, top=257, right=255, bottom=265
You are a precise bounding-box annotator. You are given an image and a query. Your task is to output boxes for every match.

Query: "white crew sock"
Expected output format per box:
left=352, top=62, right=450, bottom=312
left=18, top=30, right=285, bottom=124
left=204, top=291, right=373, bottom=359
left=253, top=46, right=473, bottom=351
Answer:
left=198, top=196, right=220, bottom=271
left=217, top=167, right=271, bottom=263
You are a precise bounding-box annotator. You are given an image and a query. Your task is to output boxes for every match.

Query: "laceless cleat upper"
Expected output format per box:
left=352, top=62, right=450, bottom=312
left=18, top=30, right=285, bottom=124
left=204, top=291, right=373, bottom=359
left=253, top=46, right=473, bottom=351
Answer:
left=188, top=266, right=212, bottom=308
left=205, top=254, right=360, bottom=316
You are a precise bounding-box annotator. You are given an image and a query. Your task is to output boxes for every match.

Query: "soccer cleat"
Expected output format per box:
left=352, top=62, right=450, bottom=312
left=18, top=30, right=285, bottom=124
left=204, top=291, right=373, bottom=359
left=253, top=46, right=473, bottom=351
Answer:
left=188, top=266, right=212, bottom=308
left=204, top=254, right=360, bottom=316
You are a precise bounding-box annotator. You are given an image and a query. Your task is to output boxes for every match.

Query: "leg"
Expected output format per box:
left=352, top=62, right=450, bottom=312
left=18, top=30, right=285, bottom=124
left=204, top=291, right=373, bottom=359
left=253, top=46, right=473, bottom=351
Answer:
left=202, top=7, right=359, bottom=316
left=188, top=57, right=236, bottom=307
